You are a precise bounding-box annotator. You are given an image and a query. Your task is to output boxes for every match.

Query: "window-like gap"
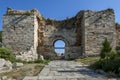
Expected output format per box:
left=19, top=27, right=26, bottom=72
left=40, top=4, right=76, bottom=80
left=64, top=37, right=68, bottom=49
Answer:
left=54, top=40, right=65, bottom=54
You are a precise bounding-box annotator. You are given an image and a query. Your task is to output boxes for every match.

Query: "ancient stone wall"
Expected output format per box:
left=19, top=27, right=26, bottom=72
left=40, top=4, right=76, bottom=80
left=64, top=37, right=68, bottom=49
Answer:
left=2, top=8, right=39, bottom=61
left=116, top=24, right=120, bottom=45
left=83, top=9, right=116, bottom=56
left=2, top=8, right=117, bottom=60
left=37, top=17, right=82, bottom=59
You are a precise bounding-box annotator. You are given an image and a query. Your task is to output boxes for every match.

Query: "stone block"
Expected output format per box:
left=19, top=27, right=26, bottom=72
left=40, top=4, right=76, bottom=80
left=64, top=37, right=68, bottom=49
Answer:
left=12, top=62, right=23, bottom=67
left=0, top=59, right=6, bottom=68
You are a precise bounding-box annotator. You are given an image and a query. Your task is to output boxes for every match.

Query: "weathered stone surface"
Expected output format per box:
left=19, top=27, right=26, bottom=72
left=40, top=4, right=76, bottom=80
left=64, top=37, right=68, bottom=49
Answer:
left=116, top=23, right=120, bottom=45
left=0, top=59, right=6, bottom=68
left=0, top=58, right=12, bottom=73
left=2, top=8, right=117, bottom=60
left=12, top=62, right=23, bottom=67
left=23, top=61, right=106, bottom=80
left=2, top=8, right=38, bottom=61
left=40, top=55, right=44, bottom=61
left=23, top=76, right=38, bottom=80
left=16, top=47, right=38, bottom=61
left=1, top=76, right=7, bottom=80
left=83, top=9, right=116, bottom=55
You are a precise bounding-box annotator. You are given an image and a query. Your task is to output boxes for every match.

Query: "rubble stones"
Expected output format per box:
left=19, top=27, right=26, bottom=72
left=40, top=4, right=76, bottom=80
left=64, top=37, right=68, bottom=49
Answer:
left=13, top=62, right=23, bottom=67
left=40, top=55, right=44, bottom=61
left=0, top=59, right=6, bottom=68
left=0, top=58, right=12, bottom=73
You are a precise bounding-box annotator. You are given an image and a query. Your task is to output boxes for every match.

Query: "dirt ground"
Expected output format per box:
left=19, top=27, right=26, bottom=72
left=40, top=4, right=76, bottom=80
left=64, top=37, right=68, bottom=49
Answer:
left=0, top=63, right=45, bottom=80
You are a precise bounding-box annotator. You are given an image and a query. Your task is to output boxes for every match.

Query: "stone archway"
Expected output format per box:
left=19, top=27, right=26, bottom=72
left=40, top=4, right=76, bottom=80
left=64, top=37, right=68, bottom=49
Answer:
left=52, top=37, right=70, bottom=59
left=52, top=36, right=69, bottom=47
left=53, top=40, right=65, bottom=59
left=54, top=40, right=65, bottom=54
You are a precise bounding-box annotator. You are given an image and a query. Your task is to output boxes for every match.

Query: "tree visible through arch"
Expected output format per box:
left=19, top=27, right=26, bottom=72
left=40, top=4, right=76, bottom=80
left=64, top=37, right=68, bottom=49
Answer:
left=54, top=40, right=65, bottom=54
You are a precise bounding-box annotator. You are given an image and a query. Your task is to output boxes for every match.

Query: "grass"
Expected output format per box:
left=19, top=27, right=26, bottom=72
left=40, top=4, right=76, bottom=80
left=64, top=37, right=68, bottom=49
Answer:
left=0, top=60, right=50, bottom=80
left=16, top=59, right=50, bottom=65
left=75, top=56, right=100, bottom=65
left=0, top=63, right=45, bottom=80
left=75, top=55, right=120, bottom=77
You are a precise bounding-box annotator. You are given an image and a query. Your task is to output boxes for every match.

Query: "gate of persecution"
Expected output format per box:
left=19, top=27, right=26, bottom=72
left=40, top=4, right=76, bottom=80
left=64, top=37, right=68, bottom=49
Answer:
left=2, top=8, right=116, bottom=61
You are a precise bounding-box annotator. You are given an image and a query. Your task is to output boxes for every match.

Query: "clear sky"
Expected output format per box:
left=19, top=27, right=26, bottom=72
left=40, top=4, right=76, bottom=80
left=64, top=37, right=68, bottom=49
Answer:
left=0, top=0, right=120, bottom=53
left=54, top=40, right=65, bottom=54
left=0, top=0, right=120, bottom=30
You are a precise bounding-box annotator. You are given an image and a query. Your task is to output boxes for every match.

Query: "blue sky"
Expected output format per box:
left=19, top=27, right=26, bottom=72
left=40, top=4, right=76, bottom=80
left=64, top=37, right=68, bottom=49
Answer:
left=0, top=0, right=120, bottom=30
left=54, top=40, right=65, bottom=54
left=0, top=0, right=120, bottom=53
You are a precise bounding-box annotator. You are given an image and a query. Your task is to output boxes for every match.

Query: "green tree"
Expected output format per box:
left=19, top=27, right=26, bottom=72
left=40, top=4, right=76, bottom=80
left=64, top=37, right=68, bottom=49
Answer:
left=100, top=38, right=112, bottom=63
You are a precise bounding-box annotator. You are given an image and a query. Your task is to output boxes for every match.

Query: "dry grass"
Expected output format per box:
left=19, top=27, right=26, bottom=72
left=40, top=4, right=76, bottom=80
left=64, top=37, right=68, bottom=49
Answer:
left=0, top=63, right=45, bottom=80
left=75, top=56, right=100, bottom=65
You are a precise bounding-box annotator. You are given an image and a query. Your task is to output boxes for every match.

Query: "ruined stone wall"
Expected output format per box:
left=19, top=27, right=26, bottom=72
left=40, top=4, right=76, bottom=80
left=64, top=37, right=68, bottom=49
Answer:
left=116, top=24, right=120, bottom=45
left=2, top=8, right=117, bottom=60
left=38, top=17, right=82, bottom=59
left=2, top=8, right=39, bottom=61
left=83, top=9, right=116, bottom=56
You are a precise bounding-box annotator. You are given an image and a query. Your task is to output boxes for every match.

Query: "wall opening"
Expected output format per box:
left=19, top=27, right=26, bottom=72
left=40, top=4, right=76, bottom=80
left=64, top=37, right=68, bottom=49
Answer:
left=54, top=40, right=65, bottom=54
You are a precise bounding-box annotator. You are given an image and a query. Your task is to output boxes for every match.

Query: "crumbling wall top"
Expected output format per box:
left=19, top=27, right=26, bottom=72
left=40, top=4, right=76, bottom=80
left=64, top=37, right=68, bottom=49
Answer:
left=5, top=7, right=43, bottom=20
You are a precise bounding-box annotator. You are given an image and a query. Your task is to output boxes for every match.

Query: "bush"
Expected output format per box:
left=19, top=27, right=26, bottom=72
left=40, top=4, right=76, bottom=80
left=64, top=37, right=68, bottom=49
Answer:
left=100, top=38, right=112, bottom=59
left=90, top=60, right=104, bottom=69
left=100, top=49, right=106, bottom=59
left=102, top=60, right=114, bottom=72
left=0, top=47, right=16, bottom=62
left=108, top=50, right=117, bottom=60
left=90, top=58, right=120, bottom=74
left=90, top=38, right=120, bottom=76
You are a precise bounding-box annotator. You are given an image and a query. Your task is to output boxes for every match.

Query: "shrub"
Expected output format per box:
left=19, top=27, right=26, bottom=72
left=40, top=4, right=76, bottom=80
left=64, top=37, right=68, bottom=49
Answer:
left=0, top=47, right=16, bottom=62
left=90, top=38, right=120, bottom=75
left=100, top=49, right=106, bottom=59
left=90, top=57, right=120, bottom=75
left=100, top=38, right=112, bottom=59
left=108, top=49, right=117, bottom=60
left=90, top=60, right=104, bottom=70
left=102, top=60, right=114, bottom=72
left=116, top=46, right=120, bottom=50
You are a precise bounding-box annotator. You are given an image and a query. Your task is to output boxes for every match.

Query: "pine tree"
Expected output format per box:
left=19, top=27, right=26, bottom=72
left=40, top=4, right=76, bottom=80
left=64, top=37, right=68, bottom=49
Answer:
left=100, top=38, right=112, bottom=63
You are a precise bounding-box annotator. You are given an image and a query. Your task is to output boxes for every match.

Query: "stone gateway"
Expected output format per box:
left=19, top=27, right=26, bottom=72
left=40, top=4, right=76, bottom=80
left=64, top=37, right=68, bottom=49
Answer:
left=2, top=8, right=117, bottom=61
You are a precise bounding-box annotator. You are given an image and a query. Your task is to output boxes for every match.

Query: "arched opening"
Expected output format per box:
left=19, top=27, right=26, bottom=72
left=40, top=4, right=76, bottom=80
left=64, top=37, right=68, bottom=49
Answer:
left=54, top=40, right=65, bottom=54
